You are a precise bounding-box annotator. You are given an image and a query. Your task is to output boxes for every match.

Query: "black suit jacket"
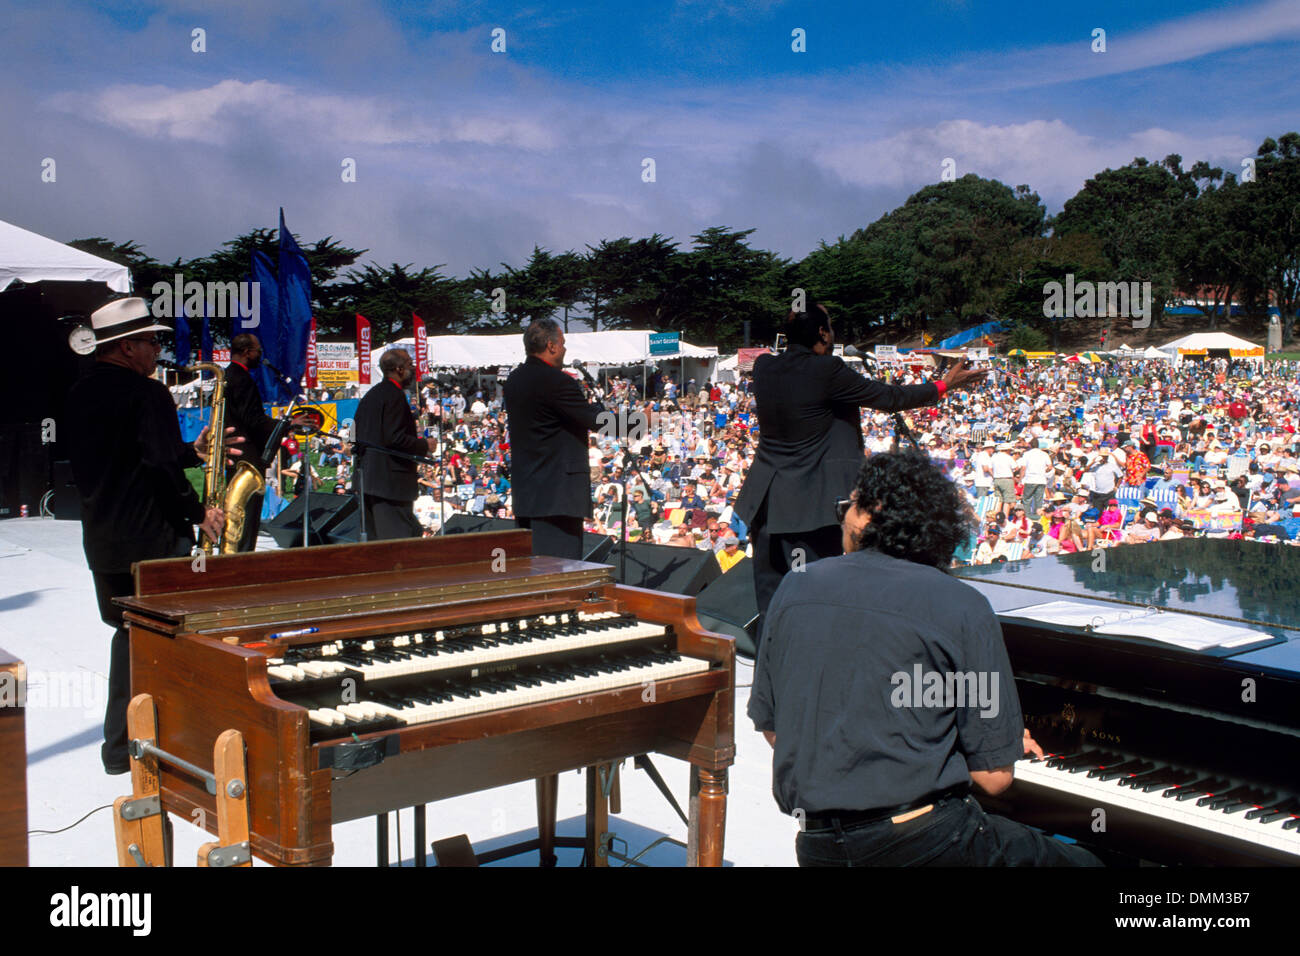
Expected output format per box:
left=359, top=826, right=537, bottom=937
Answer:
left=66, top=363, right=204, bottom=573
left=355, top=379, right=427, bottom=501
left=504, top=355, right=605, bottom=518
left=732, top=345, right=939, bottom=533
left=223, top=361, right=276, bottom=471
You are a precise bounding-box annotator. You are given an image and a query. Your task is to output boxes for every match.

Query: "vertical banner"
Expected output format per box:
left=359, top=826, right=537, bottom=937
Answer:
left=250, top=251, right=283, bottom=400
left=305, top=315, right=318, bottom=388
left=174, top=296, right=191, bottom=370
left=199, top=300, right=214, bottom=379
left=413, top=312, right=428, bottom=381
left=357, top=313, right=372, bottom=385
left=278, top=208, right=313, bottom=402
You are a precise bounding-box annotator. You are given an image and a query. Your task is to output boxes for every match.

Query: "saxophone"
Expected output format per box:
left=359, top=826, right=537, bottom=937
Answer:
left=190, top=362, right=266, bottom=554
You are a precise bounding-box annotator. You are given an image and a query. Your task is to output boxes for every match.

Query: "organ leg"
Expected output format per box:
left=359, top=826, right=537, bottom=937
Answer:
left=687, top=766, right=727, bottom=867
left=585, top=764, right=612, bottom=867
left=536, top=775, right=558, bottom=867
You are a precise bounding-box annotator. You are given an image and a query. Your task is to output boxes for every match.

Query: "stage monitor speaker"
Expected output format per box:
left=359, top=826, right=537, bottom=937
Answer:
left=608, top=539, right=720, bottom=596
left=695, top=559, right=758, bottom=659
left=264, top=492, right=358, bottom=548
left=439, top=514, right=615, bottom=564
left=442, top=514, right=516, bottom=535
left=49, top=459, right=80, bottom=521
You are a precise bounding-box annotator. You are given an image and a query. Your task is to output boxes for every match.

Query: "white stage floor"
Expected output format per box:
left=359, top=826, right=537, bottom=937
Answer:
left=0, top=517, right=794, bottom=867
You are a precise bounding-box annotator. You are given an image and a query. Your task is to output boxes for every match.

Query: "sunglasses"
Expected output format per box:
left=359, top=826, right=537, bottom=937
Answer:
left=834, top=497, right=853, bottom=523
left=126, top=335, right=161, bottom=346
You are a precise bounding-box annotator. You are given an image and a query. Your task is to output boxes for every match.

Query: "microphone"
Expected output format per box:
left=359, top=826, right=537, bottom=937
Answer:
left=843, top=344, right=864, bottom=358
left=570, top=360, right=605, bottom=396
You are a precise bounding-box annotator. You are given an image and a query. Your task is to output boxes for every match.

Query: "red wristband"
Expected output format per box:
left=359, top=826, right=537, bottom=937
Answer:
left=935, top=380, right=947, bottom=397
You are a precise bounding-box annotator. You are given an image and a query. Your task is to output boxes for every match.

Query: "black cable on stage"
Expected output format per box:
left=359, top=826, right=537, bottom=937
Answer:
left=28, top=803, right=113, bottom=835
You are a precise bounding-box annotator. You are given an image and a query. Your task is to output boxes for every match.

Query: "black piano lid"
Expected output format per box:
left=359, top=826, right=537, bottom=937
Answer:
left=952, top=539, right=1300, bottom=677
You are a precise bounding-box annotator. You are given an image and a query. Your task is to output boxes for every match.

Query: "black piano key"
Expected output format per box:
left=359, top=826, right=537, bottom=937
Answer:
left=1090, top=759, right=1150, bottom=781
left=1170, top=778, right=1228, bottom=801
left=1199, top=785, right=1251, bottom=810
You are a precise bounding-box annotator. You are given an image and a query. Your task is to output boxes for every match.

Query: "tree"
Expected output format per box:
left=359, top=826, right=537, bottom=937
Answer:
left=1053, top=155, right=1201, bottom=328
left=851, top=176, right=1047, bottom=335
left=332, top=262, right=474, bottom=342
left=1250, top=133, right=1300, bottom=342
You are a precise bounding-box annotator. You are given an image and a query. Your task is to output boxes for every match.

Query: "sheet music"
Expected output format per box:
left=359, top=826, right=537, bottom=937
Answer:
left=999, top=600, right=1270, bottom=651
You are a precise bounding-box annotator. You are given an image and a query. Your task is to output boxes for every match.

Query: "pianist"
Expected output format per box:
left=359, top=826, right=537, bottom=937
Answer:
left=749, top=451, right=1101, bottom=866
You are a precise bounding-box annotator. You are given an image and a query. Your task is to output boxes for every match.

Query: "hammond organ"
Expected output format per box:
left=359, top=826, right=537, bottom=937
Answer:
left=115, top=531, right=734, bottom=866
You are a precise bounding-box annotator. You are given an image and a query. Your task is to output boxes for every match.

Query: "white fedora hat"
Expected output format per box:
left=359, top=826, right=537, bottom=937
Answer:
left=90, top=297, right=170, bottom=346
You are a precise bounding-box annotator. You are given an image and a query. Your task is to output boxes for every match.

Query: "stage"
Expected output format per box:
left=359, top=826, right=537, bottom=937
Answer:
left=0, top=517, right=788, bottom=867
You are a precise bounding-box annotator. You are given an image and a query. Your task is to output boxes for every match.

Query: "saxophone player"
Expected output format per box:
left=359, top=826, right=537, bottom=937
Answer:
left=224, top=333, right=277, bottom=551
left=65, top=297, right=241, bottom=774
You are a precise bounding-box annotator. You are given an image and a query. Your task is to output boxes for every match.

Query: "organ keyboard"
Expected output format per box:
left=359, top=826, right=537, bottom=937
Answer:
left=115, top=531, right=734, bottom=866
left=957, top=539, right=1300, bottom=866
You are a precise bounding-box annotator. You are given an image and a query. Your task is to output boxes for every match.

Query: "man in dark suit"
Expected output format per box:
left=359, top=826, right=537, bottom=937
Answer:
left=224, top=333, right=277, bottom=550
left=504, top=319, right=606, bottom=559
left=733, top=301, right=985, bottom=650
left=66, top=297, right=233, bottom=773
left=355, top=348, right=435, bottom=539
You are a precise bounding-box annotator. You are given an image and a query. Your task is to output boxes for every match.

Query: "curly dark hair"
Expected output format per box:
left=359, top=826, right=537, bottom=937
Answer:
left=847, top=451, right=974, bottom=568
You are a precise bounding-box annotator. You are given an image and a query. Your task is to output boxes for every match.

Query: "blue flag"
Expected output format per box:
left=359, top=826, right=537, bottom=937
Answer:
left=174, top=295, right=191, bottom=369
left=249, top=250, right=285, bottom=402
left=278, top=208, right=312, bottom=400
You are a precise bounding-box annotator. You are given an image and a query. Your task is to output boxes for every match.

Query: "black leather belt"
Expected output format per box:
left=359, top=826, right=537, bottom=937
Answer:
left=802, top=785, right=969, bottom=833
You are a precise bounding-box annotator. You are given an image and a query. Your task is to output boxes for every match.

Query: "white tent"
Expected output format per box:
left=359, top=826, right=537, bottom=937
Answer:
left=369, top=330, right=717, bottom=380
left=1142, top=345, right=1173, bottom=360
left=1159, top=332, right=1264, bottom=364
left=0, top=219, right=131, bottom=293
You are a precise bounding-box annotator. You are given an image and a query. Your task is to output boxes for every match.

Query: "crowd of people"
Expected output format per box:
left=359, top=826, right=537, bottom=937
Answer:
left=302, top=351, right=1300, bottom=572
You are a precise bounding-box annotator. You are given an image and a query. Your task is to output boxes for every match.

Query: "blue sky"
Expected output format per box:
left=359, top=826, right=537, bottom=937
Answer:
left=4, top=0, right=1298, bottom=281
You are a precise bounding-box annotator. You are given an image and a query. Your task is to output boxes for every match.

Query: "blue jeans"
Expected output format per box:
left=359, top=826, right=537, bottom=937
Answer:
left=795, top=793, right=1102, bottom=867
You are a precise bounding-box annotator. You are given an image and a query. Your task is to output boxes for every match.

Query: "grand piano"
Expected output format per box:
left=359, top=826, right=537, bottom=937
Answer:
left=953, top=539, right=1300, bottom=866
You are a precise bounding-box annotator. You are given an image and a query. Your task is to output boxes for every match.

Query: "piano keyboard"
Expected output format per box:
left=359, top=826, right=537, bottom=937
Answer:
left=261, top=609, right=712, bottom=740
left=1015, top=750, right=1300, bottom=858
left=266, top=611, right=666, bottom=685
left=306, top=647, right=708, bottom=734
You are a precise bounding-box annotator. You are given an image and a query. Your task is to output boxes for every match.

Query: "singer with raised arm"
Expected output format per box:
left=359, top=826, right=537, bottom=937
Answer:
left=354, top=348, right=437, bottom=540
left=504, top=319, right=607, bottom=559
left=732, top=297, right=987, bottom=651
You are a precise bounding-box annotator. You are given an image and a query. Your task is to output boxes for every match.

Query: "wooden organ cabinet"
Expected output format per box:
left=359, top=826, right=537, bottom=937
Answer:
left=113, top=531, right=734, bottom=866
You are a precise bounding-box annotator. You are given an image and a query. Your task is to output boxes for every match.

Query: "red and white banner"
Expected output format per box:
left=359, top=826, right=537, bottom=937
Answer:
left=356, top=314, right=371, bottom=385
left=413, top=313, right=428, bottom=380
left=305, top=316, right=318, bottom=388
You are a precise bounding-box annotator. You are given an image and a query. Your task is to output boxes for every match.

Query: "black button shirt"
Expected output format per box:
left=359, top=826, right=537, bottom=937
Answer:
left=748, top=547, right=1025, bottom=815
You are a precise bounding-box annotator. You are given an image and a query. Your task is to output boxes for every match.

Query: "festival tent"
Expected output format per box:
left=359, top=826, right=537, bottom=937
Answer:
left=367, top=330, right=719, bottom=386
left=1158, top=332, right=1265, bottom=364
left=0, top=219, right=131, bottom=293
left=1142, top=345, right=1173, bottom=360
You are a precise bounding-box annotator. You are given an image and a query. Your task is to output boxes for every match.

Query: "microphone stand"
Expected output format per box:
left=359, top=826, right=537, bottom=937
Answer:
left=842, top=345, right=923, bottom=454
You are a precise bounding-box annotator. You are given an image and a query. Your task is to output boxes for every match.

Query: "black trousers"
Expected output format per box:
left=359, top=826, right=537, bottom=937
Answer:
left=233, top=491, right=263, bottom=552
left=93, top=570, right=134, bottom=772
left=796, top=792, right=1103, bottom=867
left=92, top=536, right=190, bottom=773
left=517, top=515, right=584, bottom=560
left=749, top=497, right=844, bottom=652
left=363, top=495, right=423, bottom=540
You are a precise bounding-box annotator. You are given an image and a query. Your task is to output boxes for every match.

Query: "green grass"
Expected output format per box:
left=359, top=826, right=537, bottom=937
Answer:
left=1267, top=352, right=1300, bottom=361
left=186, top=445, right=344, bottom=503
